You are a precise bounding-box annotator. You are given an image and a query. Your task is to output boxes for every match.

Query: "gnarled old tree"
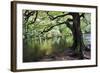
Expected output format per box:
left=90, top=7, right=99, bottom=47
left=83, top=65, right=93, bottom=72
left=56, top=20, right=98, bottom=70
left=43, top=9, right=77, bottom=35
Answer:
left=23, top=10, right=90, bottom=59
left=45, top=12, right=86, bottom=59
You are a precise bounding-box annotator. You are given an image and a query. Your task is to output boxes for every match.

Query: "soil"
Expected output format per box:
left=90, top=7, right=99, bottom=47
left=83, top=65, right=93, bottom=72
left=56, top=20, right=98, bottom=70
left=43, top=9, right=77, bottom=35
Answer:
left=39, top=48, right=91, bottom=61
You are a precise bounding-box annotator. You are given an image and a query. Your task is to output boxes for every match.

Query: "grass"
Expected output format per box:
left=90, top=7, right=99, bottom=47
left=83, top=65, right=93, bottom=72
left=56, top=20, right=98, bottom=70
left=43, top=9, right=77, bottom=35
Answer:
left=23, top=35, right=73, bottom=62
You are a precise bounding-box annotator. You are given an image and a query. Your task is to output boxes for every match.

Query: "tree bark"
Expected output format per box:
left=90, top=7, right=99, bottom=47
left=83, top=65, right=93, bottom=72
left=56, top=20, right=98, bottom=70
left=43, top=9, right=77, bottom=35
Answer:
left=71, top=13, right=84, bottom=59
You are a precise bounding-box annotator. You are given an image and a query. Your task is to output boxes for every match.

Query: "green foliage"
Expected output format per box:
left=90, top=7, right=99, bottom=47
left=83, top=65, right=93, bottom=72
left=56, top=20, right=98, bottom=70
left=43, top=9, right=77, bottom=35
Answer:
left=80, top=13, right=91, bottom=33
left=23, top=10, right=91, bottom=62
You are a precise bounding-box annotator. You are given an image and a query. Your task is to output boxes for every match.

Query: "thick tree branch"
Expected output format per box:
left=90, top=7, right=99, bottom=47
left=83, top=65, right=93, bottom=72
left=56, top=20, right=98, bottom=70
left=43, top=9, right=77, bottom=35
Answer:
left=23, top=10, right=36, bottom=25
left=46, top=12, right=69, bottom=20
left=29, top=11, right=38, bottom=24
left=65, top=19, right=73, bottom=30
left=24, top=10, right=35, bottom=21
left=40, top=19, right=73, bottom=35
left=41, top=22, right=65, bottom=34
left=80, top=13, right=85, bottom=18
left=80, top=13, right=90, bottom=32
left=80, top=13, right=90, bottom=24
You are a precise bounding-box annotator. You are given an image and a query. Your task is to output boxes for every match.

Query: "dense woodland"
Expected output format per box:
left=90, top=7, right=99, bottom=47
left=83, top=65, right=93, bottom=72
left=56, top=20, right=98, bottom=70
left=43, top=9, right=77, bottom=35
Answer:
left=23, top=10, right=91, bottom=62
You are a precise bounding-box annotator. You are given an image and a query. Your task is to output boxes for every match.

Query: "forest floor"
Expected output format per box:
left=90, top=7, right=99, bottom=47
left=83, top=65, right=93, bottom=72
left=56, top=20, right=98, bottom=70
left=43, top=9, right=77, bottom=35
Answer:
left=40, top=48, right=91, bottom=61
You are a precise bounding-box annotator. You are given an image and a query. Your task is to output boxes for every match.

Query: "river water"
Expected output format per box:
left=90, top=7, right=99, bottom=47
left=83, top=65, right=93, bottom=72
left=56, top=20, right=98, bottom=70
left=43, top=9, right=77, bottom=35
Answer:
left=83, top=33, right=91, bottom=45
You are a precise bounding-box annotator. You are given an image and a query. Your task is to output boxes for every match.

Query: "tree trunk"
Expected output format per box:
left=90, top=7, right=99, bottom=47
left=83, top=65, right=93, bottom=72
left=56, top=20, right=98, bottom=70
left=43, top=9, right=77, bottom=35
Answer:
left=71, top=13, right=84, bottom=59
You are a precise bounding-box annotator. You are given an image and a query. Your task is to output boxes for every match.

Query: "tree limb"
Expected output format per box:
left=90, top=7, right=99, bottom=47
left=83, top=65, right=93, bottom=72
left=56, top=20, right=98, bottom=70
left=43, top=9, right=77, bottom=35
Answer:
left=46, top=11, right=69, bottom=20
left=23, top=10, right=35, bottom=24
left=24, top=10, right=35, bottom=21
left=29, top=11, right=38, bottom=24
left=80, top=13, right=85, bottom=18
left=65, top=19, right=73, bottom=30
left=41, top=22, right=65, bottom=34
left=40, top=18, right=73, bottom=34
